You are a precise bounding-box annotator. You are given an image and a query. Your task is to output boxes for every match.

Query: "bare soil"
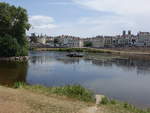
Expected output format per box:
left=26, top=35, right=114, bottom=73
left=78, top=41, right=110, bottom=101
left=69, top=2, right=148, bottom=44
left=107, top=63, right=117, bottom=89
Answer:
left=0, top=86, right=91, bottom=113
left=0, top=86, right=140, bottom=113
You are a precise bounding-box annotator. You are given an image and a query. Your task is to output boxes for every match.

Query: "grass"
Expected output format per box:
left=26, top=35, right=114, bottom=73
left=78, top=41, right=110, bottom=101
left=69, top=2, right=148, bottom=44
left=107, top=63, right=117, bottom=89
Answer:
left=14, top=81, right=26, bottom=88
left=50, top=85, right=93, bottom=101
left=14, top=82, right=150, bottom=113
left=14, top=82, right=94, bottom=102
left=100, top=96, right=150, bottom=113
left=33, top=47, right=114, bottom=54
left=33, top=47, right=150, bottom=56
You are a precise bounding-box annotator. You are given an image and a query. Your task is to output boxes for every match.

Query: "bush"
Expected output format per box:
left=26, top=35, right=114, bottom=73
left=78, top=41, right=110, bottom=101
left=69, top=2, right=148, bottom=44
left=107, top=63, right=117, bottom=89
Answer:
left=0, top=36, right=29, bottom=57
left=100, top=97, right=110, bottom=105
left=110, top=99, right=117, bottom=105
left=0, top=36, right=20, bottom=57
left=84, top=41, right=93, bottom=47
left=19, top=39, right=29, bottom=56
left=51, top=85, right=93, bottom=101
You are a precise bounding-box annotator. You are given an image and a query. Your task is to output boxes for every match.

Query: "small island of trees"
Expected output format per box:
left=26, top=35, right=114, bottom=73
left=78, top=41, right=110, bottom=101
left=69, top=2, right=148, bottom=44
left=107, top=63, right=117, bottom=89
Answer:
left=0, top=2, right=30, bottom=57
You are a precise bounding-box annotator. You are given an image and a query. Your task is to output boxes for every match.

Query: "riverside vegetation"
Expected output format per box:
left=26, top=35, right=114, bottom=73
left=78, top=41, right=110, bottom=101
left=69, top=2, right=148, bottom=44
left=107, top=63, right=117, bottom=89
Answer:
left=30, top=48, right=150, bottom=56
left=12, top=82, right=150, bottom=113
left=14, top=82, right=93, bottom=102
left=33, top=47, right=150, bottom=56
left=33, top=48, right=113, bottom=54
left=0, top=3, right=30, bottom=57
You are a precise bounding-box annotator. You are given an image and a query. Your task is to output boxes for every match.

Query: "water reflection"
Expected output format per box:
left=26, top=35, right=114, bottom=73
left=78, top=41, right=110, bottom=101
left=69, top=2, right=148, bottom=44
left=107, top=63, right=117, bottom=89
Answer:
left=56, top=58, right=80, bottom=64
left=89, top=56, right=150, bottom=76
left=0, top=61, right=28, bottom=86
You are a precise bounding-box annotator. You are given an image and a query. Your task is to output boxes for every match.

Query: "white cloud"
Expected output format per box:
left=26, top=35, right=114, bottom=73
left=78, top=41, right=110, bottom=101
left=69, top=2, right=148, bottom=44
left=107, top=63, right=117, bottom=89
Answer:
left=27, top=0, right=150, bottom=37
left=72, top=0, right=150, bottom=36
left=27, top=14, right=147, bottom=37
left=28, top=15, right=57, bottom=35
left=48, top=1, right=73, bottom=5
left=78, top=16, right=134, bottom=26
left=73, top=0, right=150, bottom=15
left=77, top=16, right=136, bottom=35
left=41, top=16, right=133, bottom=37
left=29, top=15, right=57, bottom=29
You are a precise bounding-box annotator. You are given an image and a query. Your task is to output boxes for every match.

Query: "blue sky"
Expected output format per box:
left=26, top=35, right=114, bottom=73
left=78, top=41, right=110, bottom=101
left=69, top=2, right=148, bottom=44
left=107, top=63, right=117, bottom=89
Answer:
left=1, top=0, right=150, bottom=37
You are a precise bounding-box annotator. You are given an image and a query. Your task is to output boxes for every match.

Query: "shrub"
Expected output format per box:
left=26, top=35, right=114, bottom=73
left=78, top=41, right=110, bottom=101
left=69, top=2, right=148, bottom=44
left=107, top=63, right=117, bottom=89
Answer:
left=19, top=40, right=29, bottom=56
left=0, top=36, right=29, bottom=57
left=51, top=85, right=94, bottom=101
left=110, top=99, right=117, bottom=105
left=84, top=41, right=93, bottom=47
left=0, top=36, right=20, bottom=57
left=100, top=97, right=110, bottom=105
left=14, top=82, right=26, bottom=88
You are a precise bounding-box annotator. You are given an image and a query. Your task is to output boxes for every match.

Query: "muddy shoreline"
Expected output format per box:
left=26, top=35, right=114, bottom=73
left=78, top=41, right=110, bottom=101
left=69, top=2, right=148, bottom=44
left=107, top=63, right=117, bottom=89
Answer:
left=0, top=56, right=29, bottom=62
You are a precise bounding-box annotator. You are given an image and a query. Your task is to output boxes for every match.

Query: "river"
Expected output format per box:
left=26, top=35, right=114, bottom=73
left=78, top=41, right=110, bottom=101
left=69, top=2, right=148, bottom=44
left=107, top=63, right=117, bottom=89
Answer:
left=0, top=51, right=150, bottom=108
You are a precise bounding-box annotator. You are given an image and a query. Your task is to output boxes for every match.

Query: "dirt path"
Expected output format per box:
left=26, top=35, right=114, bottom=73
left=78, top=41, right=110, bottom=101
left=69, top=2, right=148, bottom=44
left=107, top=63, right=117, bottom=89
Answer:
left=77, top=106, right=109, bottom=113
left=0, top=86, right=114, bottom=113
left=77, top=95, right=108, bottom=113
left=78, top=106, right=98, bottom=113
left=0, top=86, right=92, bottom=113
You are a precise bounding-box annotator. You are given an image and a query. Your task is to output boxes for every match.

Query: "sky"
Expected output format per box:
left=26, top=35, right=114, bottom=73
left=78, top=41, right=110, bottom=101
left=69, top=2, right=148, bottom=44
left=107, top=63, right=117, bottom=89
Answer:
left=0, top=0, right=150, bottom=37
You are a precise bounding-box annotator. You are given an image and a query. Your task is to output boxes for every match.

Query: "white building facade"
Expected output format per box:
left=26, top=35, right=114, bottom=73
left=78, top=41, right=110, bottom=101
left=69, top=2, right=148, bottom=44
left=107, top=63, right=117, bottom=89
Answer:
left=136, top=32, right=150, bottom=47
left=57, top=35, right=84, bottom=48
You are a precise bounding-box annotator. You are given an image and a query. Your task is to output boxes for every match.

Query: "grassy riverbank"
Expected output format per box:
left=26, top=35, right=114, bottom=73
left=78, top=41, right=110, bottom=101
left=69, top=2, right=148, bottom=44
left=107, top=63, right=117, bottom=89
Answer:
left=100, top=97, right=150, bottom=113
left=0, top=83, right=150, bottom=113
left=33, top=47, right=113, bottom=54
left=5, top=82, right=148, bottom=113
left=0, top=85, right=90, bottom=113
left=33, top=47, right=150, bottom=56
left=14, top=82, right=94, bottom=102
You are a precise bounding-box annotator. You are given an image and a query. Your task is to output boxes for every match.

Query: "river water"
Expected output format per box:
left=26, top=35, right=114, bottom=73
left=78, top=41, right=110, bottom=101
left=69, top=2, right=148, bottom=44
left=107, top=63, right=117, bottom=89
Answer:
left=0, top=51, right=150, bottom=108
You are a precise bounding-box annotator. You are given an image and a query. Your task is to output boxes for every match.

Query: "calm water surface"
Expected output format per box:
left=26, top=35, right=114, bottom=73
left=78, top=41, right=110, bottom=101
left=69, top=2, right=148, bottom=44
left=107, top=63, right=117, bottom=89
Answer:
left=0, top=51, right=150, bottom=108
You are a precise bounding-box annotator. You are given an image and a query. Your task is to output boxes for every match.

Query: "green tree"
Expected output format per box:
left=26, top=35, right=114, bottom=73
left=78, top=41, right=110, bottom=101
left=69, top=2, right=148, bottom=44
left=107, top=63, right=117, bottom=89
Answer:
left=0, top=2, right=30, bottom=57
left=84, top=41, right=93, bottom=47
left=54, top=38, right=59, bottom=47
left=0, top=36, right=20, bottom=57
left=30, top=33, right=38, bottom=43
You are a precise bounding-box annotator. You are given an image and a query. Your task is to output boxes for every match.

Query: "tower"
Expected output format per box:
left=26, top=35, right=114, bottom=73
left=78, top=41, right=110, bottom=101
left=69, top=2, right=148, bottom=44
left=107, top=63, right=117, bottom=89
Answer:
left=123, top=30, right=126, bottom=36
left=128, top=30, right=131, bottom=35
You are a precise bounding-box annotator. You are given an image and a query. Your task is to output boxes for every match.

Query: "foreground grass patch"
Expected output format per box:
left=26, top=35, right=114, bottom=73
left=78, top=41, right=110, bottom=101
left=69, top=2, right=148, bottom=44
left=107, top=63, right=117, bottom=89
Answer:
left=14, top=82, right=94, bottom=102
left=14, top=82, right=150, bottom=113
left=50, top=85, right=93, bottom=101
left=100, top=96, right=150, bottom=113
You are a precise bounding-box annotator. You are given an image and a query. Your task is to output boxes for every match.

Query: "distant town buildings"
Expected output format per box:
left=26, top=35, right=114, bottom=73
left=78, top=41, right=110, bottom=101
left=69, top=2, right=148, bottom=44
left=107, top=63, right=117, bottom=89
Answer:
left=84, top=36, right=105, bottom=48
left=29, top=34, right=84, bottom=48
left=29, top=30, right=150, bottom=48
left=114, top=30, right=136, bottom=47
left=136, top=32, right=150, bottom=47
left=57, top=35, right=84, bottom=48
